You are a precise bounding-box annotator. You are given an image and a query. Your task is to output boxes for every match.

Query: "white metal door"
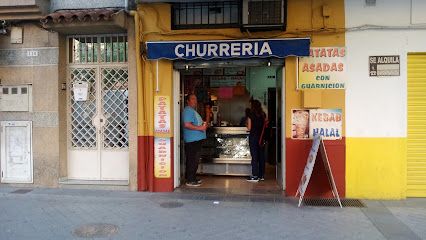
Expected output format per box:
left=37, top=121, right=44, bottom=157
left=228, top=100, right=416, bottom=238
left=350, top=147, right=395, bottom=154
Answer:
left=68, top=67, right=129, bottom=180
left=1, top=121, right=33, bottom=183
left=100, top=67, right=129, bottom=180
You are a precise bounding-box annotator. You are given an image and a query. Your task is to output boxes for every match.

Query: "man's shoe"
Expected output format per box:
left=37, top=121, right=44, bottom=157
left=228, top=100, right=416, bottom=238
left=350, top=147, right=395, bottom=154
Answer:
left=195, top=179, right=203, bottom=184
left=186, top=181, right=201, bottom=187
left=246, top=176, right=259, bottom=182
left=259, top=177, right=265, bottom=181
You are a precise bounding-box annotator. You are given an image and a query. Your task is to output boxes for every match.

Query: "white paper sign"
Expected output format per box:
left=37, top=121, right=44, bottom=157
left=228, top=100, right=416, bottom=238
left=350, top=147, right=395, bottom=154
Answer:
left=292, top=109, right=342, bottom=140
left=73, top=82, right=88, bottom=101
left=309, top=109, right=342, bottom=140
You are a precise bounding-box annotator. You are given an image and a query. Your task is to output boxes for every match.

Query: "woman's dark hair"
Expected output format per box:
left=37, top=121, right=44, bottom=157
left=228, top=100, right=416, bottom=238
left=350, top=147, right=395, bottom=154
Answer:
left=251, top=100, right=264, bottom=118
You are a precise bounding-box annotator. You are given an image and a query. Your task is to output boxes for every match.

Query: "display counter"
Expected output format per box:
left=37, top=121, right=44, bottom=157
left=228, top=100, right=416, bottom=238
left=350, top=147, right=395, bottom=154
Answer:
left=199, top=127, right=252, bottom=176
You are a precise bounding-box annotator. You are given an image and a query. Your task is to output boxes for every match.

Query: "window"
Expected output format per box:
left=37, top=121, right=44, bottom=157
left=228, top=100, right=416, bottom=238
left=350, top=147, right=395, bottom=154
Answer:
left=172, top=1, right=241, bottom=29
left=68, top=35, right=128, bottom=64
left=247, top=0, right=283, bottom=25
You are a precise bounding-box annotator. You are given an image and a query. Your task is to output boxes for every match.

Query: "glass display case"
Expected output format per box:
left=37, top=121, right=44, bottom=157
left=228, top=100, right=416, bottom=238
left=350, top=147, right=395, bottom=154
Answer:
left=199, top=127, right=252, bottom=175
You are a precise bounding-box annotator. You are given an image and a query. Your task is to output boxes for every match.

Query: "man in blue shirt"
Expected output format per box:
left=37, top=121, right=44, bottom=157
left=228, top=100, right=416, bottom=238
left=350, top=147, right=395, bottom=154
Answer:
left=183, top=94, right=208, bottom=187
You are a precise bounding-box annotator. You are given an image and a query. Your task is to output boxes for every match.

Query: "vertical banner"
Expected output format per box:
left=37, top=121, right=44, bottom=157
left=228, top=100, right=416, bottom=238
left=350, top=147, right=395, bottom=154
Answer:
left=298, top=47, right=346, bottom=89
left=154, top=137, right=171, bottom=178
left=292, top=109, right=342, bottom=140
left=154, top=96, right=171, bottom=134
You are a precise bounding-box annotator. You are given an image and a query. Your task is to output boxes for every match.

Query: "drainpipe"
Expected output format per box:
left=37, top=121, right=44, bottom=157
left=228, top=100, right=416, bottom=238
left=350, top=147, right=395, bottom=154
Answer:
left=129, top=10, right=148, bottom=191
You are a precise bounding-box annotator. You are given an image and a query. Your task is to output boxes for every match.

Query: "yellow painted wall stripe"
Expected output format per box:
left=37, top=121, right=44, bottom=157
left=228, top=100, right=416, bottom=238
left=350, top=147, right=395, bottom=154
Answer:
left=346, top=138, right=406, bottom=199
left=407, top=54, right=426, bottom=197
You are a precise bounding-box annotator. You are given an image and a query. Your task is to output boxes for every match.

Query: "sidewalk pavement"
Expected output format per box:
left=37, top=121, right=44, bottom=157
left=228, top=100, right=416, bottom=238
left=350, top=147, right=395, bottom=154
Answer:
left=0, top=186, right=425, bottom=240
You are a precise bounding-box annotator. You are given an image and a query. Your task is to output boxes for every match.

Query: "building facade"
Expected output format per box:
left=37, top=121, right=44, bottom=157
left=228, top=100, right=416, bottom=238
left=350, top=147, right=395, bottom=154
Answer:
left=2, top=0, right=426, bottom=200
left=135, top=0, right=426, bottom=199
left=134, top=0, right=346, bottom=197
left=0, top=0, right=138, bottom=191
left=345, top=0, right=426, bottom=198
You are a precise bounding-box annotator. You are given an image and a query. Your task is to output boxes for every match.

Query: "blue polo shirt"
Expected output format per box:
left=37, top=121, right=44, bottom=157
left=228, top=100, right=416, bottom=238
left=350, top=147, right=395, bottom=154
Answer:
left=183, top=106, right=206, bottom=143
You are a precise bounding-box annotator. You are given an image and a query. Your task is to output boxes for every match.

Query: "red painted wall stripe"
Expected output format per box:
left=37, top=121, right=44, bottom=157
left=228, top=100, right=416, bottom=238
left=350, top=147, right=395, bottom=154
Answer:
left=286, top=138, right=346, bottom=198
left=138, top=136, right=174, bottom=192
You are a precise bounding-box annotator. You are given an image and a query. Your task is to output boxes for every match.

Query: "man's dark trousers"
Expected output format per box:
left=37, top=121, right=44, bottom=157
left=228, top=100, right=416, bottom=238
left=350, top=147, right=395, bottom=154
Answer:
left=185, top=140, right=203, bottom=182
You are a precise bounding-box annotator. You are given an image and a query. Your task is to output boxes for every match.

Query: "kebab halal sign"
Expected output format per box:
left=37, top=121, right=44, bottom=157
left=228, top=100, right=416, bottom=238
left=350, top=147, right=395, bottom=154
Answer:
left=369, top=55, right=400, bottom=77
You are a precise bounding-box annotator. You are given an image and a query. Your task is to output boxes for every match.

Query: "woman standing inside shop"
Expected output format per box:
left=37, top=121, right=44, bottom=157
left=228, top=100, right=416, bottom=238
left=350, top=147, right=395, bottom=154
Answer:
left=247, top=99, right=266, bottom=182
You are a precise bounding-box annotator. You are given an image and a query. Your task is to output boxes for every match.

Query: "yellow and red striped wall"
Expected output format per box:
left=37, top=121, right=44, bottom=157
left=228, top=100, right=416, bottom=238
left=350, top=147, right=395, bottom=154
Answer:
left=133, top=0, right=426, bottom=199
left=135, top=0, right=348, bottom=195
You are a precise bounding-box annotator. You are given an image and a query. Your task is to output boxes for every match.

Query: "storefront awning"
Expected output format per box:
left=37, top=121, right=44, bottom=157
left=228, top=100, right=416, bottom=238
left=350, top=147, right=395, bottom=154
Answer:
left=146, top=38, right=310, bottom=60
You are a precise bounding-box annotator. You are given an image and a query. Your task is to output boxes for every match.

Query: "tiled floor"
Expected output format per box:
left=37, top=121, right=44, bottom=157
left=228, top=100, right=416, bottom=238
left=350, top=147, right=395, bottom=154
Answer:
left=178, top=163, right=282, bottom=196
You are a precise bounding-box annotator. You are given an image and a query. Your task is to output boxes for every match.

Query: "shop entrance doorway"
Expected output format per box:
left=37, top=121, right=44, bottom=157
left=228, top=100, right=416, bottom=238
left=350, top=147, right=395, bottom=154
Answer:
left=173, top=60, right=285, bottom=194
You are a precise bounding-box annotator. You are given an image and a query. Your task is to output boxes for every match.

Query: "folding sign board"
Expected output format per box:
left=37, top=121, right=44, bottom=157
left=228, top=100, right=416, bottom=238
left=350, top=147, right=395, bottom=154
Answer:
left=295, top=135, right=342, bottom=208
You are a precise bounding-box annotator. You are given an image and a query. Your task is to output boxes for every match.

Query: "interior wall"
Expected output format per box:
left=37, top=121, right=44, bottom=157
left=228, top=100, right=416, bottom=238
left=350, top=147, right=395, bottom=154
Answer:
left=247, top=66, right=279, bottom=107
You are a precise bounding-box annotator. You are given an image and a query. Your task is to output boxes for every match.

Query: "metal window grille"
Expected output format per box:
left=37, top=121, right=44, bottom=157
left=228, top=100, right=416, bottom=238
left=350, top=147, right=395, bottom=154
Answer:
left=70, top=68, right=97, bottom=149
left=101, top=68, right=129, bottom=149
left=172, top=1, right=241, bottom=29
left=68, top=35, right=128, bottom=64
left=248, top=0, right=283, bottom=25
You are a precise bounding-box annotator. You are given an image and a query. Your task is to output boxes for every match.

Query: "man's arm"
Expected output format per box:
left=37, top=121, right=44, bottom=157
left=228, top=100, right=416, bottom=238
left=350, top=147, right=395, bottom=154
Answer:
left=184, top=122, right=207, bottom=131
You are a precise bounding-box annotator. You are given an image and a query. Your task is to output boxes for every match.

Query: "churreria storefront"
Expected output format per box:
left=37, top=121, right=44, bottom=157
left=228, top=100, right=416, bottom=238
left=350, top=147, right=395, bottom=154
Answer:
left=146, top=38, right=309, bottom=193
left=135, top=2, right=346, bottom=198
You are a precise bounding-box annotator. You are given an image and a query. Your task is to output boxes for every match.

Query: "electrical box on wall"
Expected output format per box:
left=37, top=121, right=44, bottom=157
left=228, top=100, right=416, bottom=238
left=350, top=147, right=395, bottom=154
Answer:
left=0, top=85, right=32, bottom=112
left=10, top=27, right=23, bottom=44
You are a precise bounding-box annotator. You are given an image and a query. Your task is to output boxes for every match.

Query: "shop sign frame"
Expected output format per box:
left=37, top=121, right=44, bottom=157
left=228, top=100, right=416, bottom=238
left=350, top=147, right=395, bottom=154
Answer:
left=369, top=55, right=400, bottom=77
left=146, top=38, right=310, bottom=60
left=297, top=47, right=346, bottom=90
left=291, top=109, right=342, bottom=140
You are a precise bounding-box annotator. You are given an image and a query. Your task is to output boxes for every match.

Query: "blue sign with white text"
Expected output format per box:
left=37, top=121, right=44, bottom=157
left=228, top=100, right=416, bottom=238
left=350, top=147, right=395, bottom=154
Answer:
left=146, top=38, right=310, bottom=60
